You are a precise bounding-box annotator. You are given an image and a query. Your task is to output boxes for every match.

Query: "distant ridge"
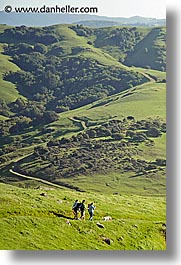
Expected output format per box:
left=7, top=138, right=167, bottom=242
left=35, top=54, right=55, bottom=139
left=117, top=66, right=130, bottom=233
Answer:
left=75, top=19, right=165, bottom=28
left=0, top=11, right=166, bottom=27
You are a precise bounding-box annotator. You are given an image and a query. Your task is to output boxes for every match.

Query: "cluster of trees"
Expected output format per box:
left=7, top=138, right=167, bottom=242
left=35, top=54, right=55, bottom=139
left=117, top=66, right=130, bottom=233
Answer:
left=70, top=24, right=94, bottom=37
left=0, top=99, right=10, bottom=117
left=5, top=43, right=47, bottom=56
left=2, top=26, right=63, bottom=45
left=154, top=29, right=166, bottom=71
left=70, top=25, right=144, bottom=55
left=5, top=43, right=146, bottom=111
left=95, top=27, right=144, bottom=53
left=0, top=99, right=59, bottom=137
left=15, top=117, right=166, bottom=180
left=0, top=115, right=31, bottom=136
left=100, top=27, right=143, bottom=52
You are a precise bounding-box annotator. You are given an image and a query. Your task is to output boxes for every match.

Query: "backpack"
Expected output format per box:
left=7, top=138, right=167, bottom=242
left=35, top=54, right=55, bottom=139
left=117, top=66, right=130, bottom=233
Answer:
left=79, top=202, right=85, bottom=211
left=74, top=202, right=81, bottom=211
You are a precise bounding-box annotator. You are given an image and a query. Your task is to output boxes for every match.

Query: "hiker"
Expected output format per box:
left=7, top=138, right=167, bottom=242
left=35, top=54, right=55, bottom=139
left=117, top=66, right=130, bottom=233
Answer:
left=80, top=200, right=86, bottom=220
left=72, top=199, right=79, bottom=220
left=88, top=202, right=96, bottom=221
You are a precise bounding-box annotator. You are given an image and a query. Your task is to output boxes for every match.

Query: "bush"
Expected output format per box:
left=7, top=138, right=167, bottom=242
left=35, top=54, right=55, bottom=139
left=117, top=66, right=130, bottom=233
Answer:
left=146, top=127, right=162, bottom=137
left=112, top=133, right=124, bottom=140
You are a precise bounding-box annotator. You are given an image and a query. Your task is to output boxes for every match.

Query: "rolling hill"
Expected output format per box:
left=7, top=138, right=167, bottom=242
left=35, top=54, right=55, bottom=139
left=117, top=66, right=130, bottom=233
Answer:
left=0, top=11, right=166, bottom=27
left=0, top=23, right=166, bottom=250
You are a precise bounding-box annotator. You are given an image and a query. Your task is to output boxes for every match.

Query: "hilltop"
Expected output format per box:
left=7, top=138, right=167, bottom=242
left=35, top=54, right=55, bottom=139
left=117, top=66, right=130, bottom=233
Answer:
left=0, top=12, right=166, bottom=27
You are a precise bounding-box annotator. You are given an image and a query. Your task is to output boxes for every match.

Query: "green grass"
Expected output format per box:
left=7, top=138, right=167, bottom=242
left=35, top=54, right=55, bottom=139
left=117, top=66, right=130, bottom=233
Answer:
left=0, top=114, right=8, bottom=120
left=0, top=24, right=166, bottom=250
left=56, top=170, right=166, bottom=196
left=55, top=81, right=166, bottom=127
left=50, top=25, right=141, bottom=70
left=125, top=28, right=166, bottom=71
left=0, top=182, right=166, bottom=250
left=0, top=43, right=24, bottom=103
left=94, top=26, right=151, bottom=62
left=139, top=133, right=166, bottom=161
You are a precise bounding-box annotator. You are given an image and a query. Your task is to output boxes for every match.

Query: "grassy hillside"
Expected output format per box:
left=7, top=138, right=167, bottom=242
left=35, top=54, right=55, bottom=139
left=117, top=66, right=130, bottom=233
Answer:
left=93, top=26, right=150, bottom=62
left=0, top=183, right=166, bottom=250
left=0, top=25, right=23, bottom=104
left=0, top=44, right=22, bottom=103
left=60, top=81, right=166, bottom=121
left=125, top=28, right=166, bottom=71
left=70, top=25, right=166, bottom=71
left=0, top=80, right=166, bottom=190
left=0, top=23, right=166, bottom=250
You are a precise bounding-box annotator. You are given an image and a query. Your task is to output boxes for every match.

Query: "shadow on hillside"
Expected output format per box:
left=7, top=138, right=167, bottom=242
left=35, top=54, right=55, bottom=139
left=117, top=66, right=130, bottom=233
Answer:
left=50, top=211, right=74, bottom=220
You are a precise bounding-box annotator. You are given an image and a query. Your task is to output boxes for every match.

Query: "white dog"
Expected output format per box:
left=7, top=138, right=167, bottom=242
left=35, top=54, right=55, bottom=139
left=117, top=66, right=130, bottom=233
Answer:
left=103, top=216, right=112, bottom=221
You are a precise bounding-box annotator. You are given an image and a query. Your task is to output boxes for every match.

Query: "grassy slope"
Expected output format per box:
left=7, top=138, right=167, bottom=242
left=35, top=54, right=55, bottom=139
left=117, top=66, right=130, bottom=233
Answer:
left=53, top=81, right=166, bottom=127
left=125, top=27, right=166, bottom=70
left=50, top=25, right=126, bottom=67
left=46, top=80, right=166, bottom=195
left=93, top=26, right=151, bottom=61
left=0, top=24, right=148, bottom=108
left=0, top=24, right=166, bottom=250
left=0, top=25, right=24, bottom=104
left=53, top=25, right=141, bottom=71
left=0, top=44, right=22, bottom=103
left=0, top=183, right=166, bottom=250
left=11, top=80, right=165, bottom=196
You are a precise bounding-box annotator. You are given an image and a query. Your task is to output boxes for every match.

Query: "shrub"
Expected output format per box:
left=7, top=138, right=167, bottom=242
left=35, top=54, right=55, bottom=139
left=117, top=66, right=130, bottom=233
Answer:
left=146, top=127, right=162, bottom=137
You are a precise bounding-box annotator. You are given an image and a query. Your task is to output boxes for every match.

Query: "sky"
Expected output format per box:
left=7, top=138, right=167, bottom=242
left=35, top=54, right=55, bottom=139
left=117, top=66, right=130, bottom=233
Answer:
left=0, top=0, right=166, bottom=18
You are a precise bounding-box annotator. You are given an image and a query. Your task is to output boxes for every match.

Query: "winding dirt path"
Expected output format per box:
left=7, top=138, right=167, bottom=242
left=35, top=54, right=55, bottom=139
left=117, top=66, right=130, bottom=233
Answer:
left=9, top=169, right=63, bottom=189
left=69, top=117, right=87, bottom=130
left=9, top=168, right=84, bottom=192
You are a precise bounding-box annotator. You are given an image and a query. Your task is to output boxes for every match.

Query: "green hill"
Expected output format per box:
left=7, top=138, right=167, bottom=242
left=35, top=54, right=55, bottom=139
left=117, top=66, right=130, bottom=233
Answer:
left=0, top=23, right=166, bottom=250
left=0, top=183, right=166, bottom=250
left=70, top=25, right=166, bottom=71
left=0, top=43, right=22, bottom=103
left=125, top=28, right=166, bottom=71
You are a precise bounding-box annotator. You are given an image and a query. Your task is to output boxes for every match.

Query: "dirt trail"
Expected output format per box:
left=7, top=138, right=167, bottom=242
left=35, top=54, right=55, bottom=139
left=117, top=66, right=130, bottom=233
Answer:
left=69, top=117, right=87, bottom=130
left=9, top=168, right=84, bottom=192
left=141, top=72, right=156, bottom=82
left=9, top=169, right=63, bottom=189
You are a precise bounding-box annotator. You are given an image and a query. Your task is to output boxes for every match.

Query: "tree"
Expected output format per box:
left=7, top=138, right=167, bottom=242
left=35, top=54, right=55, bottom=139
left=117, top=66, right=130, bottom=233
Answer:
left=112, top=133, right=124, bottom=140
left=34, top=146, right=49, bottom=155
left=155, top=158, right=166, bottom=166
left=42, top=111, right=59, bottom=124
left=34, top=43, right=47, bottom=54
left=132, top=132, right=147, bottom=142
left=146, top=127, right=162, bottom=137
left=0, top=99, right=10, bottom=116
left=9, top=116, right=32, bottom=134
left=126, top=130, right=135, bottom=138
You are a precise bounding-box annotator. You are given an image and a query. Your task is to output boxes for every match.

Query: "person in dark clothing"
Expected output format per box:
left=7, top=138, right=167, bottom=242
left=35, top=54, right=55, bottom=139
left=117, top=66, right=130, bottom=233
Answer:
left=80, top=200, right=86, bottom=220
left=72, top=199, right=79, bottom=219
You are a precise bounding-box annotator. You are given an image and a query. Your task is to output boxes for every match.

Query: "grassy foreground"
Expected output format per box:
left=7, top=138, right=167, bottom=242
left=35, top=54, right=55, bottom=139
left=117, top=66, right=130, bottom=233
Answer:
left=0, top=183, right=166, bottom=250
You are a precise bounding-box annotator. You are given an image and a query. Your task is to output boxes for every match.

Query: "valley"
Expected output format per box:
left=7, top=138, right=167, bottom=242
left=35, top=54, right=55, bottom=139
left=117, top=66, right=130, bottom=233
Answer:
left=0, top=23, right=166, bottom=250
